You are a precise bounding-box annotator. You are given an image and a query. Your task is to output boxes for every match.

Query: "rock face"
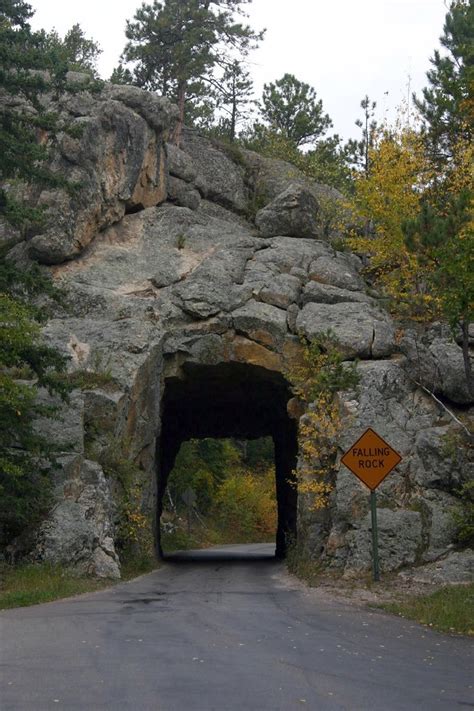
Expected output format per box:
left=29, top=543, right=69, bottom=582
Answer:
left=27, top=81, right=178, bottom=264
left=255, top=183, right=321, bottom=238
left=3, top=80, right=472, bottom=579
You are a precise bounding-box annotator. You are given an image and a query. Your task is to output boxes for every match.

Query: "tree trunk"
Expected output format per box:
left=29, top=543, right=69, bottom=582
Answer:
left=230, top=93, right=237, bottom=142
left=461, top=318, right=473, bottom=397
left=171, top=81, right=186, bottom=147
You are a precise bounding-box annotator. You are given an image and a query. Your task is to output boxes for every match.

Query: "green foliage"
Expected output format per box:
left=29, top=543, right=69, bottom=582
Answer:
left=160, top=526, right=201, bottom=552
left=242, top=437, right=274, bottom=470
left=414, top=0, right=473, bottom=164
left=61, top=369, right=116, bottom=392
left=291, top=332, right=359, bottom=403
left=241, top=127, right=352, bottom=195
left=40, top=23, right=102, bottom=77
left=452, top=481, right=474, bottom=545
left=211, top=468, right=276, bottom=542
left=286, top=333, right=359, bottom=511
left=210, top=60, right=254, bottom=140
left=0, top=290, right=70, bottom=547
left=344, top=95, right=378, bottom=174
left=117, top=0, right=263, bottom=139
left=403, top=189, right=473, bottom=328
left=0, top=1, right=72, bottom=224
left=259, top=73, right=332, bottom=147
left=0, top=562, right=111, bottom=609
left=382, top=583, right=474, bottom=636
left=98, top=442, right=153, bottom=557
left=166, top=438, right=240, bottom=510
left=176, top=233, right=186, bottom=250
left=162, top=437, right=276, bottom=548
left=285, top=540, right=322, bottom=586
left=0, top=4, right=108, bottom=554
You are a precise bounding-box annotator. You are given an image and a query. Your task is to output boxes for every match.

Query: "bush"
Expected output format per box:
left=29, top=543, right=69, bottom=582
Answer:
left=212, top=468, right=276, bottom=542
left=453, top=481, right=474, bottom=545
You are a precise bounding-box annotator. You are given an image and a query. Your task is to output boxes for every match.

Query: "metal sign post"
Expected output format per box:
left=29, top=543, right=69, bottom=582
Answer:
left=370, top=490, right=380, bottom=582
left=341, top=428, right=402, bottom=582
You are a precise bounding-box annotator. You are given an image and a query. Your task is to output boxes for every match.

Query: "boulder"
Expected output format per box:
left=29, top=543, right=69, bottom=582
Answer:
left=232, top=300, right=289, bottom=347
left=308, top=254, right=365, bottom=291
left=258, top=273, right=302, bottom=309
left=398, top=550, right=474, bottom=585
left=344, top=508, right=423, bottom=574
left=166, top=142, right=198, bottom=183
left=296, top=302, right=395, bottom=358
left=168, top=175, right=201, bottom=211
left=412, top=426, right=472, bottom=490
left=35, top=458, right=120, bottom=579
left=181, top=129, right=248, bottom=213
left=4, top=79, right=470, bottom=584
left=301, top=280, right=373, bottom=306
left=401, top=329, right=473, bottom=405
left=255, top=183, right=321, bottom=238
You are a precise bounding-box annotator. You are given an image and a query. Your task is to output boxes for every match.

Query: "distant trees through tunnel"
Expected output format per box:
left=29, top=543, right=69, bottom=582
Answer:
left=160, top=437, right=277, bottom=552
left=157, top=363, right=298, bottom=558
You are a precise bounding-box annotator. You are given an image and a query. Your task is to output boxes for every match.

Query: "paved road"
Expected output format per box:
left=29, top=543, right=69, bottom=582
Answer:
left=1, top=544, right=472, bottom=710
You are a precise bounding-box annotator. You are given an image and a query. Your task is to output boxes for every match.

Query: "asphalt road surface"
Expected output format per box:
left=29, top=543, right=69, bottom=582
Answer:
left=1, top=543, right=473, bottom=710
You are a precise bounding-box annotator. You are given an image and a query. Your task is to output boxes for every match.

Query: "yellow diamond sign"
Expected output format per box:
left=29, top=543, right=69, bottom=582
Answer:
left=341, top=428, right=402, bottom=491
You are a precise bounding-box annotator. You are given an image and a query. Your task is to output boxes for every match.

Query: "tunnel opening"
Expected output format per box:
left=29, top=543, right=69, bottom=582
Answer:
left=157, top=362, right=298, bottom=559
left=160, top=436, right=277, bottom=554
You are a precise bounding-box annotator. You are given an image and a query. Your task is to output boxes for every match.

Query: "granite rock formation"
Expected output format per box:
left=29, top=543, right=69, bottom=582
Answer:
left=4, top=77, right=472, bottom=580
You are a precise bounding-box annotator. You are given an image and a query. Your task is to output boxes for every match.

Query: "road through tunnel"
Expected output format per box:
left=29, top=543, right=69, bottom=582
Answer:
left=157, top=362, right=298, bottom=558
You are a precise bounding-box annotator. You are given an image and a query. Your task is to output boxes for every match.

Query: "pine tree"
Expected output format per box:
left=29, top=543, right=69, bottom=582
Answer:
left=117, top=0, right=263, bottom=145
left=0, top=0, right=71, bottom=225
left=41, top=23, right=102, bottom=77
left=344, top=95, right=378, bottom=175
left=414, top=0, right=473, bottom=164
left=0, top=1, right=70, bottom=548
left=259, top=73, right=332, bottom=147
left=403, top=154, right=474, bottom=395
left=210, top=60, right=254, bottom=140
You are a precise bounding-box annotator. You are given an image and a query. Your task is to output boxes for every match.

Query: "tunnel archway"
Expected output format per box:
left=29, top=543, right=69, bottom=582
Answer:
left=157, top=362, right=298, bottom=558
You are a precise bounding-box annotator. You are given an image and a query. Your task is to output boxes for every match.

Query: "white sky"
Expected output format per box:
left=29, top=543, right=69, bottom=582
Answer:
left=30, top=0, right=448, bottom=140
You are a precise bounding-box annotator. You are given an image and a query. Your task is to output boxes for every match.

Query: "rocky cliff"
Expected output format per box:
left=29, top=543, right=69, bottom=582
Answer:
left=5, top=77, right=473, bottom=582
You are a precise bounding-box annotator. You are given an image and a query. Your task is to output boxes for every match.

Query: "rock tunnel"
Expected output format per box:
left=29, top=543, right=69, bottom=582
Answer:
left=157, top=362, right=298, bottom=558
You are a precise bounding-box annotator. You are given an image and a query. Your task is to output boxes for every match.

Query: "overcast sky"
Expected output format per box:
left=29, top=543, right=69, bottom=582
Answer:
left=30, top=0, right=448, bottom=140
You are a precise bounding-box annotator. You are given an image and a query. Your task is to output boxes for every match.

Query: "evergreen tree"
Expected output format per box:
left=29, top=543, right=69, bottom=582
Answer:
left=259, top=73, right=332, bottom=147
left=117, top=0, right=263, bottom=145
left=0, top=0, right=67, bottom=224
left=345, top=95, right=378, bottom=175
left=414, top=0, right=473, bottom=163
left=0, top=0, right=70, bottom=548
left=211, top=60, right=254, bottom=141
left=41, top=23, right=102, bottom=77
left=403, top=186, right=473, bottom=396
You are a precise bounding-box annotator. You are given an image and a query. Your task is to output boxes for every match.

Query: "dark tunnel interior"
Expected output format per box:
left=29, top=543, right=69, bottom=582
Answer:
left=156, top=362, right=298, bottom=558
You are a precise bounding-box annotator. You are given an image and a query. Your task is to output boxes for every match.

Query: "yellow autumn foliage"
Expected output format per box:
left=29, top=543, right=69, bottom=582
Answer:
left=287, top=335, right=358, bottom=511
left=348, top=126, right=436, bottom=317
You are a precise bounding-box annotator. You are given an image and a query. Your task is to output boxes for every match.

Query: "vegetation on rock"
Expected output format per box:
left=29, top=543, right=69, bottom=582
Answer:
left=258, top=73, right=332, bottom=148
left=0, top=0, right=87, bottom=548
left=114, top=0, right=264, bottom=144
left=286, top=333, right=359, bottom=511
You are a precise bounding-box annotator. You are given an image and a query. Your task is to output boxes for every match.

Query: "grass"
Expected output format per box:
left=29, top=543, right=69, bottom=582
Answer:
left=0, top=554, right=159, bottom=611
left=120, top=552, right=159, bottom=580
left=0, top=563, right=111, bottom=610
left=65, top=369, right=117, bottom=391
left=285, top=542, right=323, bottom=586
left=380, top=583, right=474, bottom=636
